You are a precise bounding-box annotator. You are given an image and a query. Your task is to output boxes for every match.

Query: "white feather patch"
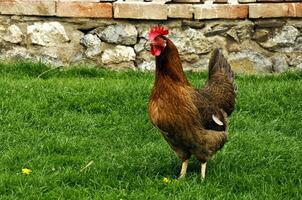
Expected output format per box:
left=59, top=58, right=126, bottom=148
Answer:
left=212, top=114, right=224, bottom=126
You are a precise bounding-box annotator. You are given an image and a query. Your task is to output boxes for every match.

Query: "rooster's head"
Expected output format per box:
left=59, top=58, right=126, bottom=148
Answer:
left=148, top=26, right=169, bottom=56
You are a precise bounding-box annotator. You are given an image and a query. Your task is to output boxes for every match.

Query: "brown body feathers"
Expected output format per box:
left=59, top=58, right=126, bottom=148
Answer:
left=148, top=38, right=236, bottom=164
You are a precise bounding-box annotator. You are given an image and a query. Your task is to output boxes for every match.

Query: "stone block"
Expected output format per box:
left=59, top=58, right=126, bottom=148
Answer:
left=57, top=2, right=113, bottom=18
left=168, top=4, right=193, bottom=19
left=113, top=2, right=167, bottom=20
left=0, top=1, right=55, bottom=16
left=214, top=0, right=228, bottom=3
left=194, top=5, right=248, bottom=19
left=101, top=45, right=136, bottom=64
left=95, top=24, right=138, bottom=45
left=182, top=20, right=205, bottom=29
left=27, top=22, right=70, bottom=47
left=254, top=19, right=286, bottom=28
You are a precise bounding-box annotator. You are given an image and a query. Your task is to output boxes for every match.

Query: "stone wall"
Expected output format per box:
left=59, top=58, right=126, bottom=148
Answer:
left=0, top=1, right=302, bottom=73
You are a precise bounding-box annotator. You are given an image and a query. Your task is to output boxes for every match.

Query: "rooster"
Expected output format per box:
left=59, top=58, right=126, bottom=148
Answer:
left=147, top=26, right=236, bottom=179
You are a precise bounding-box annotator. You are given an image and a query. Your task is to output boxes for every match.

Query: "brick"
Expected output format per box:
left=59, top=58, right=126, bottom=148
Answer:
left=172, top=0, right=201, bottom=3
left=98, top=0, right=116, bottom=2
left=57, top=2, right=112, bottom=18
left=249, top=3, right=302, bottom=18
left=0, top=0, right=54, bottom=1
left=2, top=0, right=54, bottom=1
left=0, top=1, right=55, bottom=16
left=238, top=0, right=256, bottom=3
left=113, top=2, right=167, bottom=20
left=152, top=0, right=172, bottom=3
left=194, top=4, right=248, bottom=19
left=168, top=4, right=193, bottom=19
left=293, top=3, right=302, bottom=17
left=57, top=0, right=101, bottom=2
left=125, top=0, right=145, bottom=2
left=257, top=0, right=283, bottom=2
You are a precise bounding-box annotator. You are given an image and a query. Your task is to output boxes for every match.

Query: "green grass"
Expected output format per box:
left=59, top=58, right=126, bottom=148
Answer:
left=0, top=62, right=302, bottom=199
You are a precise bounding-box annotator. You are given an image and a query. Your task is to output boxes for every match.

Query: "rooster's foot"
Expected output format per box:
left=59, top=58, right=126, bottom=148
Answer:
left=201, top=162, right=207, bottom=180
left=178, top=159, right=189, bottom=179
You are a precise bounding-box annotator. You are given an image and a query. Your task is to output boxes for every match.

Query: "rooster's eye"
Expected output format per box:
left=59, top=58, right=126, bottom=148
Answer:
left=155, top=36, right=163, bottom=41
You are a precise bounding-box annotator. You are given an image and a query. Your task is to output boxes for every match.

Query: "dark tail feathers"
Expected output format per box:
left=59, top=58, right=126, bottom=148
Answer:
left=208, top=48, right=237, bottom=92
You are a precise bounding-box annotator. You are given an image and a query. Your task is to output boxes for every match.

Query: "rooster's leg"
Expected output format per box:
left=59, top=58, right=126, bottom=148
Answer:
left=201, top=162, right=207, bottom=179
left=179, top=159, right=189, bottom=179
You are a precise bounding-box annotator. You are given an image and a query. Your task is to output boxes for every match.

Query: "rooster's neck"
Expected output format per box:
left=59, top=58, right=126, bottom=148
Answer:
left=154, top=39, right=189, bottom=86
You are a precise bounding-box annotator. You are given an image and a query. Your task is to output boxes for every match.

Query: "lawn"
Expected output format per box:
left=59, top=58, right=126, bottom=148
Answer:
left=0, top=62, right=302, bottom=200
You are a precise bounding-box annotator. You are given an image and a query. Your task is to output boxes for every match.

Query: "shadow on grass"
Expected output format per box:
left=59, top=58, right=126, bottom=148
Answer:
left=1, top=60, right=301, bottom=81
left=0, top=61, right=150, bottom=79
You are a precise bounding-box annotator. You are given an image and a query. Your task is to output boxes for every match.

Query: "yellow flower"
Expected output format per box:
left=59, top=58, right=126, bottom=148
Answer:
left=163, top=177, right=170, bottom=184
left=22, top=168, right=32, bottom=175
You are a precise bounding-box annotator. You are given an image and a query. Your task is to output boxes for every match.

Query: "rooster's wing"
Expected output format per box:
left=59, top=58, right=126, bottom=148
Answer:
left=193, top=90, right=227, bottom=132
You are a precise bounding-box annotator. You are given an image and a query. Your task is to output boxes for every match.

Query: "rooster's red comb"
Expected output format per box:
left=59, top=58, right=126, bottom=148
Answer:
left=148, top=26, right=169, bottom=41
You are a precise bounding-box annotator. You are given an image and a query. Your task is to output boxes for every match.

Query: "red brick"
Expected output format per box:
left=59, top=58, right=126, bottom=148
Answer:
left=0, top=1, right=55, bottom=16
left=257, top=0, right=283, bottom=2
left=238, top=0, right=256, bottom=3
left=57, top=2, right=112, bottom=18
left=124, top=0, right=145, bottom=2
left=249, top=3, right=302, bottom=18
left=168, top=4, right=193, bottom=19
left=1, top=0, right=54, bottom=1
left=152, top=0, right=172, bottom=2
left=57, top=0, right=100, bottom=2
left=114, top=2, right=167, bottom=20
left=292, top=3, right=302, bottom=17
left=194, top=4, right=248, bottom=19
left=172, top=0, right=201, bottom=2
